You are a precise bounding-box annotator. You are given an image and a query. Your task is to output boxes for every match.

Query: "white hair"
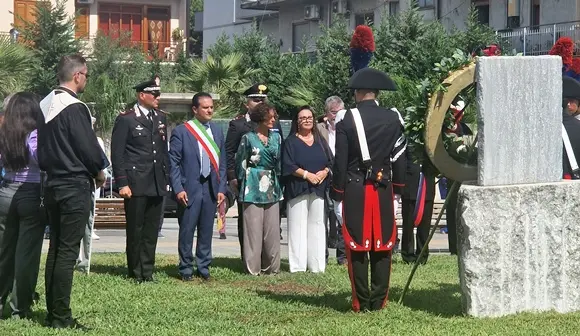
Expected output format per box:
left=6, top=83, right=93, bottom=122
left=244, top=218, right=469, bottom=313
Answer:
left=324, top=96, right=344, bottom=113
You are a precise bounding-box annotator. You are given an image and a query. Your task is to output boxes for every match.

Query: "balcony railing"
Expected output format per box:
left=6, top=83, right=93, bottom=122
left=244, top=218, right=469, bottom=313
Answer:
left=79, top=36, right=187, bottom=62
left=497, top=21, right=580, bottom=56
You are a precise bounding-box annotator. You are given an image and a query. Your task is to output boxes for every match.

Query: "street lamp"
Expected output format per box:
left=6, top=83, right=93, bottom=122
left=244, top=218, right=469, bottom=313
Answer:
left=9, top=28, right=19, bottom=43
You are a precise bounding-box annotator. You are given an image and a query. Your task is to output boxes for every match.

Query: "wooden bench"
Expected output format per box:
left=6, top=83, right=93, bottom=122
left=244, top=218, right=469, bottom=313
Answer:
left=94, top=199, right=125, bottom=229
left=395, top=200, right=446, bottom=228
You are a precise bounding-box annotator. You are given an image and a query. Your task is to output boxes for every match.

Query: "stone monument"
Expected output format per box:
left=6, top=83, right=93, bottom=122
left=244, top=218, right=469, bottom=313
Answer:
left=456, top=55, right=580, bottom=317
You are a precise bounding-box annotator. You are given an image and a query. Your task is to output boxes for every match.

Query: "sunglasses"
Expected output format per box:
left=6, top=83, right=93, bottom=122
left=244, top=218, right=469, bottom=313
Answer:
left=145, top=91, right=161, bottom=98
left=251, top=98, right=265, bottom=103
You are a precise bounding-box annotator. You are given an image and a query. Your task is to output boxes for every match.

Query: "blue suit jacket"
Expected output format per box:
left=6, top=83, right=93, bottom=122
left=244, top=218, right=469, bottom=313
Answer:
left=169, top=122, right=227, bottom=207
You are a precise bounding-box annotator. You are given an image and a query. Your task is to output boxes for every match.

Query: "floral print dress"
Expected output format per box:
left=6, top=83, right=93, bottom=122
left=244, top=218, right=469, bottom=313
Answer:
left=235, top=131, right=283, bottom=204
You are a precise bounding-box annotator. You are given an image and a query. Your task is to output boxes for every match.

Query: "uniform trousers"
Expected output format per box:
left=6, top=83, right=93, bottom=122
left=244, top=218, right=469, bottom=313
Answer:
left=446, top=179, right=459, bottom=255
left=401, top=198, right=434, bottom=263
left=242, top=202, right=280, bottom=275
left=124, top=195, right=163, bottom=280
left=287, top=193, right=325, bottom=273
left=177, top=178, right=215, bottom=278
left=0, top=182, right=43, bottom=318
left=345, top=248, right=393, bottom=312
left=324, top=188, right=345, bottom=264
left=77, top=190, right=96, bottom=273
left=44, top=176, right=93, bottom=326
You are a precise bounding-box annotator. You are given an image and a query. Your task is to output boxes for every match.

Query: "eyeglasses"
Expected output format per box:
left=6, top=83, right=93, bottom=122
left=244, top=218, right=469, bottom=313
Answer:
left=298, top=116, right=314, bottom=121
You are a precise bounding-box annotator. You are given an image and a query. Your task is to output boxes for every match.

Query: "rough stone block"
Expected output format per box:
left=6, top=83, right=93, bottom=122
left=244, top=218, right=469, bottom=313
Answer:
left=476, top=56, right=562, bottom=186
left=457, top=181, right=580, bottom=317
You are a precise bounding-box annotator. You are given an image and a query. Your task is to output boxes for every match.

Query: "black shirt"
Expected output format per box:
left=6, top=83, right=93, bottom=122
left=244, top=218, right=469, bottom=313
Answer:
left=37, top=87, right=107, bottom=179
left=282, top=134, right=331, bottom=200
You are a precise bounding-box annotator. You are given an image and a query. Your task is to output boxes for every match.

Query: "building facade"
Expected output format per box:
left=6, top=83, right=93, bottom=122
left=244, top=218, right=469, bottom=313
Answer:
left=200, top=0, right=580, bottom=56
left=1, top=0, right=188, bottom=60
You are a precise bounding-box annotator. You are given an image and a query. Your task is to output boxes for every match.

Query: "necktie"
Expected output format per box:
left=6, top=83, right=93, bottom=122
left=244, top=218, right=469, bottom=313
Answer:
left=201, top=123, right=210, bottom=178
left=147, top=111, right=153, bottom=122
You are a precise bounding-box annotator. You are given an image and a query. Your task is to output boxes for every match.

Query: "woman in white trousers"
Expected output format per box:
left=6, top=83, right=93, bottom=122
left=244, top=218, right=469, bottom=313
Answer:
left=282, top=106, right=333, bottom=273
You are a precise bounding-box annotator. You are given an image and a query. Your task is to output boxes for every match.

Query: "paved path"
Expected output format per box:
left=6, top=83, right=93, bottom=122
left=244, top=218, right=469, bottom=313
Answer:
left=41, top=217, right=452, bottom=257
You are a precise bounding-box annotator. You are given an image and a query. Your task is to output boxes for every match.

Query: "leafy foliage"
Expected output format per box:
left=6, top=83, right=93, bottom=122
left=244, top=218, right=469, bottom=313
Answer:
left=179, top=53, right=260, bottom=117
left=80, top=32, right=150, bottom=133
left=19, top=0, right=82, bottom=96
left=0, top=35, right=35, bottom=101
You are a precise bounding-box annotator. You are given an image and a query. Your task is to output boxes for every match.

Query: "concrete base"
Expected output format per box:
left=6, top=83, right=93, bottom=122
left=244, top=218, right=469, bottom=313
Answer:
left=457, top=181, right=580, bottom=317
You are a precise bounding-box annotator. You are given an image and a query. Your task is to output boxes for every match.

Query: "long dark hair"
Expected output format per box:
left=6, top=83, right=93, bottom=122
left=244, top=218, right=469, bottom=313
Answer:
left=290, top=105, right=320, bottom=136
left=0, top=92, right=42, bottom=171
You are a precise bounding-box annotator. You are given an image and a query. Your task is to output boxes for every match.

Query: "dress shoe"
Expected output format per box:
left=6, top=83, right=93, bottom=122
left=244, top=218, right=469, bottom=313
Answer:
left=195, top=270, right=210, bottom=281
left=181, top=275, right=193, bottom=282
left=219, top=233, right=226, bottom=239
left=143, top=276, right=155, bottom=282
left=51, top=319, right=91, bottom=332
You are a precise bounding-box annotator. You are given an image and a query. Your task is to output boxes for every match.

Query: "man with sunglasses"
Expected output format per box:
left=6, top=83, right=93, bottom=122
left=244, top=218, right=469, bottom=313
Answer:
left=111, top=79, right=170, bottom=283
left=225, top=83, right=284, bottom=257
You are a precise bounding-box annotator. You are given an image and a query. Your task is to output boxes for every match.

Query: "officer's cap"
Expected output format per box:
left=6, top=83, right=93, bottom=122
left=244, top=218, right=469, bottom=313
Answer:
left=348, top=68, right=397, bottom=91
left=133, top=79, right=160, bottom=94
left=244, top=83, right=268, bottom=98
left=563, top=76, right=580, bottom=100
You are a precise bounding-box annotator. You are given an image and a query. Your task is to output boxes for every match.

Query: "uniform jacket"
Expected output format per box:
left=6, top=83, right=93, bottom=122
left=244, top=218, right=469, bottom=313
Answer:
left=111, top=105, right=169, bottom=197
left=330, top=100, right=406, bottom=251
left=563, top=111, right=580, bottom=179
left=169, top=121, right=227, bottom=206
left=225, top=112, right=284, bottom=181
left=402, top=150, right=436, bottom=201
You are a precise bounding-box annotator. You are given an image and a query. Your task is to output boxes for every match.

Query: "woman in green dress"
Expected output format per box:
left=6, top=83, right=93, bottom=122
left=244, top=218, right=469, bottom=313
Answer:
left=236, top=103, right=283, bottom=275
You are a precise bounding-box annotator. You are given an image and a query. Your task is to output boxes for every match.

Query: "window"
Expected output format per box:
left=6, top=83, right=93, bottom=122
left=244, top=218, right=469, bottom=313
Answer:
left=13, top=0, right=50, bottom=29
left=292, top=22, right=310, bottom=52
left=389, top=2, right=399, bottom=16
left=355, top=12, right=374, bottom=26
left=417, top=0, right=434, bottom=8
left=75, top=5, right=90, bottom=39
left=97, top=4, right=170, bottom=59
left=476, top=5, right=490, bottom=25
left=531, top=0, right=540, bottom=28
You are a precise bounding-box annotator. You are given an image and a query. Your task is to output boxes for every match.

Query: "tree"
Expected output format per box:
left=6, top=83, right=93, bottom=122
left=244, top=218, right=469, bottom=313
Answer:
left=179, top=53, right=260, bottom=117
left=19, top=0, right=81, bottom=96
left=80, top=32, right=150, bottom=133
left=0, top=35, right=35, bottom=101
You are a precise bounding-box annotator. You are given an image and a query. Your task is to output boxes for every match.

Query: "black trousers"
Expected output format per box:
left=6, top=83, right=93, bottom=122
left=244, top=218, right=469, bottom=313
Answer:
left=44, top=176, right=92, bottom=326
left=323, top=188, right=345, bottom=263
left=124, top=196, right=163, bottom=280
left=401, top=198, right=433, bottom=263
left=446, top=179, right=459, bottom=255
left=345, top=249, right=392, bottom=312
left=0, top=182, right=43, bottom=318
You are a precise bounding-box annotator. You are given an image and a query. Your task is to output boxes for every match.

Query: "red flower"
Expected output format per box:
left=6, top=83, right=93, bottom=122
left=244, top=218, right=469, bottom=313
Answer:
left=571, top=58, right=580, bottom=75
left=549, top=37, right=574, bottom=66
left=350, top=25, right=375, bottom=52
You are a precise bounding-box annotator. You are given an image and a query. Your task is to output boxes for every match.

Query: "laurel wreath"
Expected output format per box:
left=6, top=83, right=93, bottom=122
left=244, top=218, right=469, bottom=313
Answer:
left=404, top=49, right=478, bottom=170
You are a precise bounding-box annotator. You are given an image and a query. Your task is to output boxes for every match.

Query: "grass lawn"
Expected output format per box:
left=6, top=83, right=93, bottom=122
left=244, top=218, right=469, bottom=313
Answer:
left=1, top=254, right=577, bottom=335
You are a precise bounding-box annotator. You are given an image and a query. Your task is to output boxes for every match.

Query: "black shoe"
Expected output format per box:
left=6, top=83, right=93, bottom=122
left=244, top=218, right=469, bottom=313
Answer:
left=195, top=270, right=210, bottom=281
left=327, top=240, right=337, bottom=249
left=181, top=275, right=193, bottom=282
left=143, top=276, right=155, bottom=282
left=219, top=233, right=226, bottom=240
left=51, top=319, right=91, bottom=332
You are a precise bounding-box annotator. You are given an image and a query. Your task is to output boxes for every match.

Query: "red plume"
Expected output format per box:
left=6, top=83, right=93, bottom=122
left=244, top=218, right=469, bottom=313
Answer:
left=571, top=58, right=580, bottom=75
left=350, top=25, right=375, bottom=52
left=549, top=37, right=574, bottom=66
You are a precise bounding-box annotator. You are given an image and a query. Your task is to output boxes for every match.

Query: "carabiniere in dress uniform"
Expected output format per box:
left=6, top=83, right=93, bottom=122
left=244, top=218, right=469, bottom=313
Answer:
left=330, top=67, right=407, bottom=312
left=110, top=79, right=170, bottom=283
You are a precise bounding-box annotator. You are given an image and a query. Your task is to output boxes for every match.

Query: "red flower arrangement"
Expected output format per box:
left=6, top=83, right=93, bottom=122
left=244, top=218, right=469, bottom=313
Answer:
left=549, top=37, right=574, bottom=66
left=350, top=25, right=375, bottom=52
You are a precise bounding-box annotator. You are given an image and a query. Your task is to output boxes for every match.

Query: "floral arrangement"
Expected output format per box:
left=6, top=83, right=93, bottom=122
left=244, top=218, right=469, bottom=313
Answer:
left=549, top=37, right=580, bottom=81
left=349, top=25, right=375, bottom=73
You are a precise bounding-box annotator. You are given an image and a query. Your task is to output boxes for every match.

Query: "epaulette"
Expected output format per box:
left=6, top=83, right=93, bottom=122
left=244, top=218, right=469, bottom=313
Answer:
left=120, top=108, right=135, bottom=116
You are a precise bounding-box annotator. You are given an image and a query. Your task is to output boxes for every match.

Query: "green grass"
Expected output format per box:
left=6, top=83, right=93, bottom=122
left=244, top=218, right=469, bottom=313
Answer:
left=1, top=254, right=578, bottom=335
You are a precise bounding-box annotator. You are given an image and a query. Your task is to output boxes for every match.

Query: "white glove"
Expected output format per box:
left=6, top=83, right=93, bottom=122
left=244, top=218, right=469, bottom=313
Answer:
left=393, top=194, right=401, bottom=216
left=334, top=201, right=343, bottom=225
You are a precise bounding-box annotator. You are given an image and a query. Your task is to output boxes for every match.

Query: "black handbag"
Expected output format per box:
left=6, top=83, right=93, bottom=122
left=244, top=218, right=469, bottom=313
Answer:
left=39, top=171, right=48, bottom=224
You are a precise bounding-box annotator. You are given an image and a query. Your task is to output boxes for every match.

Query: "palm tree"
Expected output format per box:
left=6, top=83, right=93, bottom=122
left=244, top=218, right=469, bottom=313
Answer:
left=0, top=35, right=35, bottom=102
left=180, top=52, right=260, bottom=117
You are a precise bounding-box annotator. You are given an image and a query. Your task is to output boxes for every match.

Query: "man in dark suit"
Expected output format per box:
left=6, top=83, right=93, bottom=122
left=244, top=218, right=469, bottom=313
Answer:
left=330, top=68, right=406, bottom=312
left=111, top=79, right=170, bottom=283
left=400, top=150, right=436, bottom=264
left=224, top=84, right=284, bottom=257
left=169, top=92, right=227, bottom=281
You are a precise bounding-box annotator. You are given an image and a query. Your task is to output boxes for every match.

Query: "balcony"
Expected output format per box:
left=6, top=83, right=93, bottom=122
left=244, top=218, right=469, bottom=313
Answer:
left=497, top=20, right=580, bottom=56
left=240, top=0, right=290, bottom=10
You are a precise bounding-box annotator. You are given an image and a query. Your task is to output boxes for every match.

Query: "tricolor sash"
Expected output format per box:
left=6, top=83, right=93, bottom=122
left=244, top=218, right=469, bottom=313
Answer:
left=412, top=172, right=427, bottom=227
left=184, top=119, right=220, bottom=179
